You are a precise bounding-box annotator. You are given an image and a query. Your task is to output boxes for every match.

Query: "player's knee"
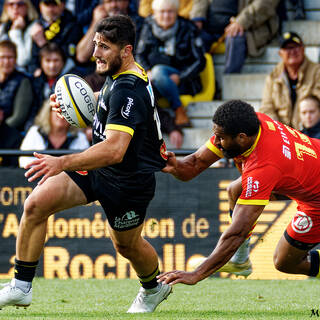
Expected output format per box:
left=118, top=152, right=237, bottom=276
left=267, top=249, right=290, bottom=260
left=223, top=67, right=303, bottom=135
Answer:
left=114, top=243, right=134, bottom=260
left=23, top=193, right=47, bottom=223
left=273, top=251, right=287, bottom=272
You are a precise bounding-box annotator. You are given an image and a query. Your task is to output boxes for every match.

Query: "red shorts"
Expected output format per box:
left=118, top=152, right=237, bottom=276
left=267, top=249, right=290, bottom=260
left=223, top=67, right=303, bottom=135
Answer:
left=285, top=209, right=320, bottom=249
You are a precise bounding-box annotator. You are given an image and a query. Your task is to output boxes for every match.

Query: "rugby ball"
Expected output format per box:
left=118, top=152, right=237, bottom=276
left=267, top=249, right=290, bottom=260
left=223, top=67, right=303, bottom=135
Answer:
left=55, top=74, right=96, bottom=128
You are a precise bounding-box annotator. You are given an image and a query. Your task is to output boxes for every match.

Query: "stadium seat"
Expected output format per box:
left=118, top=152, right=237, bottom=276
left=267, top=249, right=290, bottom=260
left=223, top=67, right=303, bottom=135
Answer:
left=157, top=53, right=215, bottom=108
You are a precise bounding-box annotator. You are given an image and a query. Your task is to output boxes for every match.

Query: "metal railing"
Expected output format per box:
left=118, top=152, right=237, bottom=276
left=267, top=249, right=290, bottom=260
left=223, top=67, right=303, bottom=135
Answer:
left=0, top=149, right=196, bottom=157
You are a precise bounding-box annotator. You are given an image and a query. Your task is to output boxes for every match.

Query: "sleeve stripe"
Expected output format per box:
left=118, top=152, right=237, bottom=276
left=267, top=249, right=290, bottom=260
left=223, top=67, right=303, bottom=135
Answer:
left=205, top=140, right=223, bottom=158
left=105, top=124, right=134, bottom=136
left=236, top=199, right=269, bottom=205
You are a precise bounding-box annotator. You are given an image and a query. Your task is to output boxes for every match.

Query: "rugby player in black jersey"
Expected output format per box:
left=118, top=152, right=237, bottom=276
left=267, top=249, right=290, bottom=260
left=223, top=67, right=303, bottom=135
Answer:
left=0, top=15, right=171, bottom=313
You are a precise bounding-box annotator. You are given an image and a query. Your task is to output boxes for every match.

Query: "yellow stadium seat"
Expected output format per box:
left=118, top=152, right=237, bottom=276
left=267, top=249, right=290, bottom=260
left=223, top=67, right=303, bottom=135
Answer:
left=157, top=53, right=215, bottom=108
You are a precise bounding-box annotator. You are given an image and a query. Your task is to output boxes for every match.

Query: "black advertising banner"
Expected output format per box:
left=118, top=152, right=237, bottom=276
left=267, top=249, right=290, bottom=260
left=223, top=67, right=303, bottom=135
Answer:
left=0, top=168, right=304, bottom=280
left=0, top=167, right=239, bottom=280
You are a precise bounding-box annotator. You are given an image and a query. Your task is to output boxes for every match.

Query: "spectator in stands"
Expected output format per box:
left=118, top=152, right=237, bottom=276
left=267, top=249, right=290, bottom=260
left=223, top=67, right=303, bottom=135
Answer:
left=0, top=108, right=22, bottom=167
left=0, top=0, right=38, bottom=71
left=299, top=95, right=320, bottom=139
left=138, top=0, right=209, bottom=29
left=136, top=0, right=206, bottom=127
left=157, top=107, right=183, bottom=148
left=19, top=99, right=89, bottom=168
left=260, top=32, right=320, bottom=129
left=28, top=0, right=100, bottom=26
left=76, top=0, right=144, bottom=67
left=204, top=0, right=280, bottom=73
left=0, top=40, right=34, bottom=132
left=29, top=42, right=71, bottom=129
left=29, top=0, right=83, bottom=76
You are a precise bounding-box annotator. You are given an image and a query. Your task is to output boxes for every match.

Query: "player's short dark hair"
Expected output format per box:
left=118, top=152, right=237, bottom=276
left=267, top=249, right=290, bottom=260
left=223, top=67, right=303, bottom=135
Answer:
left=213, top=100, right=260, bottom=137
left=39, top=42, right=66, bottom=63
left=95, top=15, right=136, bottom=50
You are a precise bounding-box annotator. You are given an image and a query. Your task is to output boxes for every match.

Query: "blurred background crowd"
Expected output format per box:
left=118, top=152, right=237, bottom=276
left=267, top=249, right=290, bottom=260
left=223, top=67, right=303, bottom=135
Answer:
left=0, top=0, right=319, bottom=167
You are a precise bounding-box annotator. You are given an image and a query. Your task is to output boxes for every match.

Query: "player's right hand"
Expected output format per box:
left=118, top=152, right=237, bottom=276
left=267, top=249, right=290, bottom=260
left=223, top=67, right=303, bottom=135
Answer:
left=50, top=93, right=63, bottom=119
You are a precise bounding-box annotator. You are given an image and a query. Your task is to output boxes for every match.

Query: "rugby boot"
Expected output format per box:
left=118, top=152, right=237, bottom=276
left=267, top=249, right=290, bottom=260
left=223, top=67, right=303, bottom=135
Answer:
left=127, top=283, right=172, bottom=313
left=218, top=259, right=252, bottom=277
left=0, top=279, right=32, bottom=309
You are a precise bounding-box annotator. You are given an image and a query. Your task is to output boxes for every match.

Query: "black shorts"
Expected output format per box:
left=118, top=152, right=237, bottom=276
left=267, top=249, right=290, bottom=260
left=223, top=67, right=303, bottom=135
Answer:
left=66, top=169, right=156, bottom=231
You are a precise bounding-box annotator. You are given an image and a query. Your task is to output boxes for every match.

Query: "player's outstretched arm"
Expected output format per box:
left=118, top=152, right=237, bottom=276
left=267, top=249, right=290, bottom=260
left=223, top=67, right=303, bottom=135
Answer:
left=24, top=129, right=132, bottom=185
left=158, top=203, right=264, bottom=286
left=162, top=144, right=220, bottom=181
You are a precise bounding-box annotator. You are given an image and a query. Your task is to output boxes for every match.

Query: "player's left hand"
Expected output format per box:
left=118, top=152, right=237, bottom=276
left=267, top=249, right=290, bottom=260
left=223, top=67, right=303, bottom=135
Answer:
left=24, top=152, right=63, bottom=185
left=157, top=270, right=199, bottom=286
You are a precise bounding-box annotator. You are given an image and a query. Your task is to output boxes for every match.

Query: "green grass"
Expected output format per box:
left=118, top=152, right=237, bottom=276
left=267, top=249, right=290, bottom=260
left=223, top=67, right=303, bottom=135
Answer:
left=0, top=278, right=319, bottom=319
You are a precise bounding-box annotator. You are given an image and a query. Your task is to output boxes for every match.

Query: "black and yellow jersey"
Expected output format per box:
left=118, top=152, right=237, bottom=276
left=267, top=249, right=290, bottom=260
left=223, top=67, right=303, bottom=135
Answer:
left=92, top=64, right=167, bottom=178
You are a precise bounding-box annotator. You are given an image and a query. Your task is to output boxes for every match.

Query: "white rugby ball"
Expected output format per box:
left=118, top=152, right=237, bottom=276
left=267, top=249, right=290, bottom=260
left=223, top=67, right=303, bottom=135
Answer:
left=55, top=74, right=96, bottom=128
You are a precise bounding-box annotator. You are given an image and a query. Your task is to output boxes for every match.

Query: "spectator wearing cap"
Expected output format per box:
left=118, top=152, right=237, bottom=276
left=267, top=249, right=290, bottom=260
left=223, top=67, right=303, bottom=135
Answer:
left=260, top=31, right=320, bottom=129
left=28, top=0, right=83, bottom=76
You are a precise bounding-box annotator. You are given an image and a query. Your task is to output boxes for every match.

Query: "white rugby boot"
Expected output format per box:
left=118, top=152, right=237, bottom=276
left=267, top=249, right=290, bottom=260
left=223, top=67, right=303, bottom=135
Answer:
left=127, top=283, right=172, bottom=313
left=0, top=279, right=32, bottom=309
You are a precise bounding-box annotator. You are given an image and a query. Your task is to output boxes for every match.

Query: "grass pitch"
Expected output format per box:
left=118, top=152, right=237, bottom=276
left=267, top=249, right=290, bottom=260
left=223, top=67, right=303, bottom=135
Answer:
left=0, top=278, right=319, bottom=319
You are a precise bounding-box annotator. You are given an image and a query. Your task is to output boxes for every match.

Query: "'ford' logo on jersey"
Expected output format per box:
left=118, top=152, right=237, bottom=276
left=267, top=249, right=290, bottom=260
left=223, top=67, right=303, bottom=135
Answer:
left=121, top=97, right=134, bottom=119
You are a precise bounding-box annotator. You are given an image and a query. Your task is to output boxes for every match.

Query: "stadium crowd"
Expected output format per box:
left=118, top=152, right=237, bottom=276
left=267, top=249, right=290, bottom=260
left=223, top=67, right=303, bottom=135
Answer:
left=0, top=0, right=319, bottom=163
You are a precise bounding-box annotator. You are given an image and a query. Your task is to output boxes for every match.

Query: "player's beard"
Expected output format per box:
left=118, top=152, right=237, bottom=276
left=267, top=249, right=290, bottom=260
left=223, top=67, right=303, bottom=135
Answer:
left=97, top=55, right=122, bottom=77
left=220, top=142, right=243, bottom=159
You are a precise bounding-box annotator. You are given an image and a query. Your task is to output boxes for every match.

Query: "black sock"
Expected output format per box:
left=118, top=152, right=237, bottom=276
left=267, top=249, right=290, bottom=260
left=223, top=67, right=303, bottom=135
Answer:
left=14, top=259, right=39, bottom=282
left=309, top=250, right=320, bottom=277
left=139, top=266, right=159, bottom=289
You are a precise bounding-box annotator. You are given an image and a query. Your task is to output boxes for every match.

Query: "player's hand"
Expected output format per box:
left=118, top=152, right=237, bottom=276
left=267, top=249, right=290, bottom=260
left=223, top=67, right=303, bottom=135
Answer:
left=157, top=270, right=199, bottom=286
left=162, top=151, right=177, bottom=174
left=24, top=152, right=63, bottom=185
left=50, top=93, right=64, bottom=119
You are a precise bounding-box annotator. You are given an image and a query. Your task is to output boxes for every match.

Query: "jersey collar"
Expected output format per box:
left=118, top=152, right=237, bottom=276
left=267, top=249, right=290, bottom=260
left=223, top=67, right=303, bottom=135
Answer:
left=241, top=125, right=261, bottom=158
left=112, top=62, right=148, bottom=82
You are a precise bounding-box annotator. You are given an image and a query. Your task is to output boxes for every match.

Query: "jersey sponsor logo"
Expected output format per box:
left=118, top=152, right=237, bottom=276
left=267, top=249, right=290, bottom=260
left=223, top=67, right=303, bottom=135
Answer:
left=121, top=97, right=134, bottom=119
left=114, top=211, right=140, bottom=229
left=245, top=177, right=253, bottom=197
left=291, top=211, right=313, bottom=234
left=245, top=177, right=260, bottom=197
left=76, top=170, right=88, bottom=175
left=253, top=180, right=259, bottom=193
left=160, top=141, right=168, bottom=160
